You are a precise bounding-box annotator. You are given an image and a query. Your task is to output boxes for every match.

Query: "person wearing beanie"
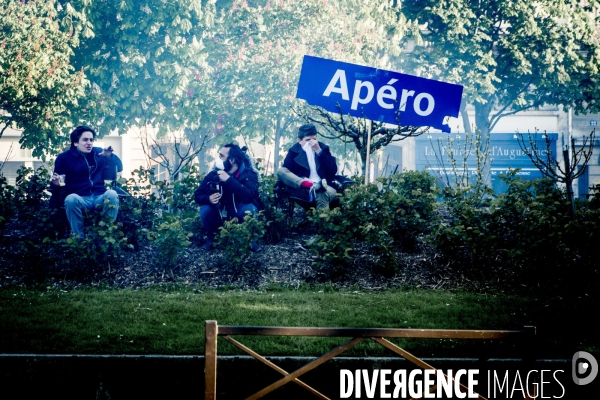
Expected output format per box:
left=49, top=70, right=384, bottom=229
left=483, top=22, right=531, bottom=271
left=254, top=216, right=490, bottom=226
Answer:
left=276, top=123, right=338, bottom=209
left=49, top=126, right=120, bottom=238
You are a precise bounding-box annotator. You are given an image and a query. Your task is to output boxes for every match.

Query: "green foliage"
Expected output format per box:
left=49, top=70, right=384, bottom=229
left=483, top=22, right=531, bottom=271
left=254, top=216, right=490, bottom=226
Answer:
left=86, top=203, right=132, bottom=260
left=215, top=212, right=265, bottom=266
left=144, top=212, right=193, bottom=268
left=116, top=167, right=164, bottom=248
left=257, top=174, right=290, bottom=243
left=71, top=0, right=207, bottom=137
left=307, top=171, right=439, bottom=274
left=198, top=0, right=412, bottom=166
left=15, top=215, right=131, bottom=271
left=381, top=170, right=439, bottom=249
left=401, top=0, right=600, bottom=149
left=2, top=145, right=597, bottom=290
left=122, top=164, right=200, bottom=266
left=306, top=206, right=354, bottom=271
left=430, top=170, right=600, bottom=289
left=58, top=212, right=131, bottom=268
left=0, top=166, right=65, bottom=240
left=4, top=0, right=414, bottom=160
left=0, top=165, right=131, bottom=269
left=0, top=173, right=15, bottom=232
left=0, top=0, right=92, bottom=156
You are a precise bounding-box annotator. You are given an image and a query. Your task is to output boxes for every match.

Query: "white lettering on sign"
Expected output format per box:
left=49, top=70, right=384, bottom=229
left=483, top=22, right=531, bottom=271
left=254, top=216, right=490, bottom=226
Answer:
left=399, top=89, right=415, bottom=112
left=376, top=79, right=398, bottom=109
left=322, top=71, right=436, bottom=116
left=351, top=80, right=375, bottom=110
left=414, top=93, right=435, bottom=116
left=424, top=145, right=550, bottom=160
left=323, top=69, right=350, bottom=100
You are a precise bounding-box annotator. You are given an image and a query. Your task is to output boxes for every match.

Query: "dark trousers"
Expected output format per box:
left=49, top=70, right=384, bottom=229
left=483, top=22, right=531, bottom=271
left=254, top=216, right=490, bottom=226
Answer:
left=199, top=203, right=258, bottom=239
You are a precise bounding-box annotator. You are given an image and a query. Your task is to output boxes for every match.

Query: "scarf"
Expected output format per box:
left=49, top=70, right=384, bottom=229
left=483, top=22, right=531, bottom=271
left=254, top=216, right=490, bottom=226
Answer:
left=302, top=141, right=320, bottom=183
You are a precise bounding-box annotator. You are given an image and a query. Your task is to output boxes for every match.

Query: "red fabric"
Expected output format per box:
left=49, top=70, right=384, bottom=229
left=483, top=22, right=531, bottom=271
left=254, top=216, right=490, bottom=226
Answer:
left=301, top=181, right=313, bottom=189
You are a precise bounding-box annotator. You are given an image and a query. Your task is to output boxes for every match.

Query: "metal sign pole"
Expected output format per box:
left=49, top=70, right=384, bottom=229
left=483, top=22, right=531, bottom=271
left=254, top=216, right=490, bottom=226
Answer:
left=364, top=121, right=372, bottom=185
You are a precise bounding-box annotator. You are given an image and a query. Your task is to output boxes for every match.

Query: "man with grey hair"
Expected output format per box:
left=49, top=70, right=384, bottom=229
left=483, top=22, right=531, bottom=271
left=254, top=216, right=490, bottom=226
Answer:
left=277, top=123, right=338, bottom=209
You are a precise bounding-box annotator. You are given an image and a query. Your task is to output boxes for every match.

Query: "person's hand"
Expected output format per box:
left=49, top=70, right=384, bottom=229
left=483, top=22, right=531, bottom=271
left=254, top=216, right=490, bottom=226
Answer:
left=209, top=192, right=221, bottom=204
left=308, top=138, right=321, bottom=154
left=51, top=172, right=60, bottom=186
left=300, top=180, right=313, bottom=189
left=100, top=146, right=113, bottom=157
left=216, top=170, right=230, bottom=181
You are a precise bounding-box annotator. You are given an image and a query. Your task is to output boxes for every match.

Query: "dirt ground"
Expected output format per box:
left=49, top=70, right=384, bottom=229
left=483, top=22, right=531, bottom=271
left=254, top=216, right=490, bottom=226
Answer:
left=0, top=229, right=516, bottom=293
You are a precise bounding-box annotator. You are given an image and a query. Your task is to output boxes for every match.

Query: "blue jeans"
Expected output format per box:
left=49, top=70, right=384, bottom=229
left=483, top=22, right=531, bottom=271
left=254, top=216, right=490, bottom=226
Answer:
left=199, top=203, right=258, bottom=239
left=64, top=190, right=119, bottom=237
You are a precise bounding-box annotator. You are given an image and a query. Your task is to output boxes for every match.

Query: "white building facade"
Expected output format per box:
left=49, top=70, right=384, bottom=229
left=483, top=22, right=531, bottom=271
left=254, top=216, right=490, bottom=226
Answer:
left=1, top=108, right=599, bottom=197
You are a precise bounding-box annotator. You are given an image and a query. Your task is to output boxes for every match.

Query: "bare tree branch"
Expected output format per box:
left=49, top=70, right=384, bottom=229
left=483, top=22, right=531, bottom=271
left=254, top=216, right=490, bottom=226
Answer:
left=0, top=117, right=14, bottom=139
left=0, top=142, right=15, bottom=173
left=294, top=103, right=428, bottom=174
left=140, top=126, right=209, bottom=181
left=517, top=129, right=595, bottom=217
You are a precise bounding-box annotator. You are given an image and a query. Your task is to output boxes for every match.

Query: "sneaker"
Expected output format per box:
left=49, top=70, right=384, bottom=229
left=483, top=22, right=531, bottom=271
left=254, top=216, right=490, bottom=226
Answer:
left=201, top=239, right=214, bottom=250
left=249, top=241, right=261, bottom=252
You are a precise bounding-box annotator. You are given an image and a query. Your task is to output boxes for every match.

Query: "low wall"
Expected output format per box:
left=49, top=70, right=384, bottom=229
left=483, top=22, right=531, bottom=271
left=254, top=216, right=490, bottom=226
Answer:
left=1, top=354, right=597, bottom=399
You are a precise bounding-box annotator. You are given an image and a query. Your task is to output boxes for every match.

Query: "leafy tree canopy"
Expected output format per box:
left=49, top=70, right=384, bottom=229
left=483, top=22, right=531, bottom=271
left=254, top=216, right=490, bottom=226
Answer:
left=198, top=0, right=412, bottom=168
left=0, top=0, right=93, bottom=157
left=401, top=0, right=600, bottom=136
left=3, top=0, right=414, bottom=164
left=71, top=0, right=208, bottom=137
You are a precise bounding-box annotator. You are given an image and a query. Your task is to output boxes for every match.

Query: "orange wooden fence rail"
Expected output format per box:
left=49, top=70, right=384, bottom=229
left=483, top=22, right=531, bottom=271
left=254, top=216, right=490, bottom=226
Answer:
left=204, top=321, right=536, bottom=400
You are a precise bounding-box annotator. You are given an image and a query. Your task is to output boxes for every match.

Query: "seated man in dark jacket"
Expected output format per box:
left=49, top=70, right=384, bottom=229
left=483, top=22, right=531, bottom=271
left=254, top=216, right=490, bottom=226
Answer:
left=194, top=143, right=260, bottom=250
left=277, top=123, right=338, bottom=209
left=50, top=126, right=120, bottom=238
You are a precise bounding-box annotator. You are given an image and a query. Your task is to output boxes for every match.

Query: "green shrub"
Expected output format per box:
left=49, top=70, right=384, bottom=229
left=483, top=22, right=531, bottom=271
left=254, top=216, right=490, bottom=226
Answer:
left=117, top=165, right=202, bottom=249
left=216, top=212, right=265, bottom=266
left=144, top=211, right=193, bottom=268
left=429, top=169, right=599, bottom=289
left=379, top=171, right=439, bottom=249
left=306, top=206, right=354, bottom=271
left=257, top=174, right=291, bottom=243
left=114, top=167, right=162, bottom=248
left=428, top=181, right=496, bottom=266
left=14, top=213, right=132, bottom=271
left=307, top=170, right=439, bottom=275
left=1, top=166, right=65, bottom=240
left=489, top=173, right=568, bottom=263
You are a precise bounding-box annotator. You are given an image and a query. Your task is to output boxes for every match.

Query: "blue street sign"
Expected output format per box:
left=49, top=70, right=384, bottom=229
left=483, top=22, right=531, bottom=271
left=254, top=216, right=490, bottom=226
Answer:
left=296, top=55, right=464, bottom=132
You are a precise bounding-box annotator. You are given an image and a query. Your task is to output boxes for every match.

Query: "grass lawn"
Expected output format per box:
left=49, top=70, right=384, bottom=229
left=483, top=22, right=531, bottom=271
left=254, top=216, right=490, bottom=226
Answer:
left=0, top=284, right=597, bottom=358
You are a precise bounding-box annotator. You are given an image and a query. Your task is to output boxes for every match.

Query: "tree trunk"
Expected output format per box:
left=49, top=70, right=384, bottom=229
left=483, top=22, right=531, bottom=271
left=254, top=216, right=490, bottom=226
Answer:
left=563, top=148, right=576, bottom=218
left=474, top=102, right=493, bottom=187
left=460, top=98, right=472, bottom=135
left=273, top=116, right=282, bottom=173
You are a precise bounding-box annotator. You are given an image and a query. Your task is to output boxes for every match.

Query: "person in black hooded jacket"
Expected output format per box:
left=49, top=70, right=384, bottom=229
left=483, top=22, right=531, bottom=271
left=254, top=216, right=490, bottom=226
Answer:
left=194, top=143, right=260, bottom=250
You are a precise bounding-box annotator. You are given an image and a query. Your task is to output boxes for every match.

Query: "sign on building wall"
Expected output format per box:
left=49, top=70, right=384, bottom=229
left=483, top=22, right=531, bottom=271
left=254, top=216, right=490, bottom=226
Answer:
left=296, top=55, right=463, bottom=132
left=415, top=133, right=558, bottom=193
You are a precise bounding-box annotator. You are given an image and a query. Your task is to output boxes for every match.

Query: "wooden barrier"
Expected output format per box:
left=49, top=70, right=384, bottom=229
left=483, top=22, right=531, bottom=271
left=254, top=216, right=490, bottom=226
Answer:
left=204, top=321, right=536, bottom=400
